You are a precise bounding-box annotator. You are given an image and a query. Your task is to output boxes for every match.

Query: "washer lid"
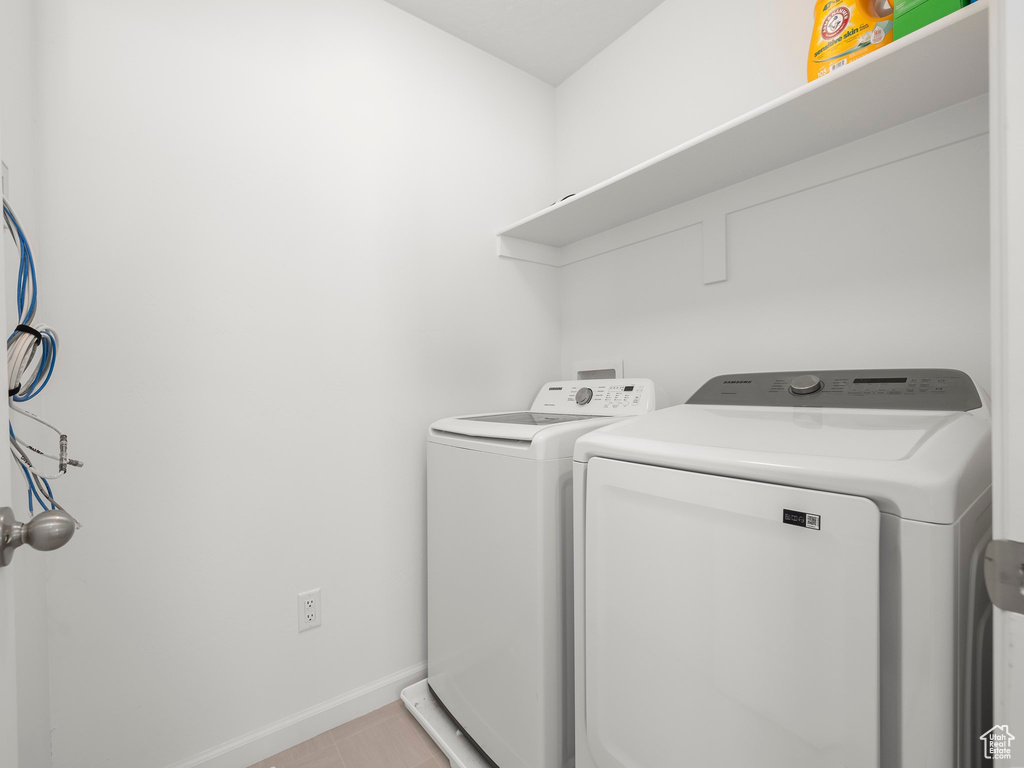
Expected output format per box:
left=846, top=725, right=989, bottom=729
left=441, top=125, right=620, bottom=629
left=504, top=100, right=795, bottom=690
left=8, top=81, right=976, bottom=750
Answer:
left=431, top=411, right=609, bottom=445
left=429, top=378, right=656, bottom=448
left=458, top=412, right=604, bottom=427
left=430, top=413, right=618, bottom=460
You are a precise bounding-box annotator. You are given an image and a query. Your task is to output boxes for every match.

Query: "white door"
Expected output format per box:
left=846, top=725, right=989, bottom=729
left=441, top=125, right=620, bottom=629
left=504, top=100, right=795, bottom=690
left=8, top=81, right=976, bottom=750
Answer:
left=582, top=458, right=880, bottom=768
left=990, top=0, right=1024, bottom=759
left=0, top=124, right=17, bottom=763
left=0, top=572, right=18, bottom=767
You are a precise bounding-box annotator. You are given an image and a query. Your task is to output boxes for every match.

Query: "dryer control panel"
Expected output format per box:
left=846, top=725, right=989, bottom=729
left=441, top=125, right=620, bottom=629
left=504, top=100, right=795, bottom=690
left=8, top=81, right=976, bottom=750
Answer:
left=687, top=369, right=983, bottom=411
left=531, top=379, right=656, bottom=415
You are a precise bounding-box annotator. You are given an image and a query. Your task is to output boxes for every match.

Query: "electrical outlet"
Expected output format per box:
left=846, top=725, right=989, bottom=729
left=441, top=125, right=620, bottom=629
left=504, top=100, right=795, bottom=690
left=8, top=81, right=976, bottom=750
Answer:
left=298, top=588, right=321, bottom=632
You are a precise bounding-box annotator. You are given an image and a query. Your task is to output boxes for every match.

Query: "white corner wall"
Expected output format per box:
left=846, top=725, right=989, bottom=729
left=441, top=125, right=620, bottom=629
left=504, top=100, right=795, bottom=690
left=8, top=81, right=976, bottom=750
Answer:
left=1, top=0, right=55, bottom=766
left=553, top=0, right=990, bottom=405
left=555, top=0, right=812, bottom=196
left=32, top=1, right=558, bottom=766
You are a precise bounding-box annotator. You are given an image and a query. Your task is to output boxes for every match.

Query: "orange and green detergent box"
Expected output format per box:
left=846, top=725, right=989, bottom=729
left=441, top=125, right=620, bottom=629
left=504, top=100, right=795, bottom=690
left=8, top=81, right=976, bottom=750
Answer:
left=893, top=0, right=972, bottom=40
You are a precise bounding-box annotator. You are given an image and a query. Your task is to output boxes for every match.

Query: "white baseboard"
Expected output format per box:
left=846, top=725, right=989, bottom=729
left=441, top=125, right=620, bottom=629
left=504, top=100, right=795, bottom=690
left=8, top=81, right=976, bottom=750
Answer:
left=165, top=662, right=427, bottom=768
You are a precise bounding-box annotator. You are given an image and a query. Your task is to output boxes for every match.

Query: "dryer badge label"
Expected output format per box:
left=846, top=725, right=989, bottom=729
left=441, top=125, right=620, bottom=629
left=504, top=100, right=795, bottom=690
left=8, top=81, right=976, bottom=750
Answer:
left=783, top=509, right=821, bottom=531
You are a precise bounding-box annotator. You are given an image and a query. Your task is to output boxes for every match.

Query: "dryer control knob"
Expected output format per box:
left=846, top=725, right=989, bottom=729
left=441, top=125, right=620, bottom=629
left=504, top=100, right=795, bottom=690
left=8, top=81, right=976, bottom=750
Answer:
left=576, top=387, right=594, bottom=405
left=789, top=374, right=823, bottom=395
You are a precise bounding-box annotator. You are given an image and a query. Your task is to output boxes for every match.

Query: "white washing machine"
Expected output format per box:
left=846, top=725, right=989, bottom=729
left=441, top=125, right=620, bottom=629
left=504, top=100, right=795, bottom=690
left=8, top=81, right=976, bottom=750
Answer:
left=572, top=369, right=992, bottom=768
left=412, top=379, right=656, bottom=768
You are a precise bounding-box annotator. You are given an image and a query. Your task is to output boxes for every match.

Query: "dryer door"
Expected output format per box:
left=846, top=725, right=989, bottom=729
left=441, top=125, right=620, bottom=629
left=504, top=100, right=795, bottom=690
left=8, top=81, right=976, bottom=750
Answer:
left=583, top=458, right=880, bottom=768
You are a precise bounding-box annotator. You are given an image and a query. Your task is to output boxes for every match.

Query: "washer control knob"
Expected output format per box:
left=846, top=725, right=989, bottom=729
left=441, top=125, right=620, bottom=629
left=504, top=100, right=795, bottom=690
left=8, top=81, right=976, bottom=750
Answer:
left=789, top=374, right=823, bottom=396
left=575, top=387, right=594, bottom=405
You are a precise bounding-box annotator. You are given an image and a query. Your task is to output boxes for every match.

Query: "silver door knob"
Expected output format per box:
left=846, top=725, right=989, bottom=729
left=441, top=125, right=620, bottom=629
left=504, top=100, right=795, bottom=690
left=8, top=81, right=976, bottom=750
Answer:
left=0, top=507, right=76, bottom=567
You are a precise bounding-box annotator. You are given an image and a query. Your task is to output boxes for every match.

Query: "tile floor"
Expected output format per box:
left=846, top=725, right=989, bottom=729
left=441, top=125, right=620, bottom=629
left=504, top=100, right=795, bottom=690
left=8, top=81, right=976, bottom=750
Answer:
left=249, top=700, right=451, bottom=768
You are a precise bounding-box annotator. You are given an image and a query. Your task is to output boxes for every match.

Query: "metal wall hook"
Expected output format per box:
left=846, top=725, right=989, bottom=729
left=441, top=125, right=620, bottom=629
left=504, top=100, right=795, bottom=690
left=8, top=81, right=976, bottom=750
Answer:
left=0, top=506, right=76, bottom=567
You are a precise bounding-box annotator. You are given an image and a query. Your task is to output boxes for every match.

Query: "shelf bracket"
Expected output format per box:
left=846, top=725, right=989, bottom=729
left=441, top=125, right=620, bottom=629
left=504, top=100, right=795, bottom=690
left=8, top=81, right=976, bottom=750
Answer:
left=497, top=235, right=562, bottom=267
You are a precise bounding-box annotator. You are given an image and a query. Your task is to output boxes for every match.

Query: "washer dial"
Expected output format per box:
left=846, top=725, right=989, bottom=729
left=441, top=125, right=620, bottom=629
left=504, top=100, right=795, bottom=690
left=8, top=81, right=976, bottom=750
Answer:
left=789, top=375, right=823, bottom=395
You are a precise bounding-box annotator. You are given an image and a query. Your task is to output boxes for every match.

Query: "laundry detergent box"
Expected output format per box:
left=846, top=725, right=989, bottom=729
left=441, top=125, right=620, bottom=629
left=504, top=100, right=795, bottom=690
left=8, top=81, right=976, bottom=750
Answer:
left=893, top=0, right=973, bottom=40
left=808, top=0, right=894, bottom=81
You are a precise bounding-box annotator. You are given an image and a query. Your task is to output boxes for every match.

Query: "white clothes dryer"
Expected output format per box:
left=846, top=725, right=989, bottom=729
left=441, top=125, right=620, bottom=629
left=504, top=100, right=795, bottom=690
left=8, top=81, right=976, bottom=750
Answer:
left=573, top=369, right=991, bottom=768
left=414, top=379, right=656, bottom=768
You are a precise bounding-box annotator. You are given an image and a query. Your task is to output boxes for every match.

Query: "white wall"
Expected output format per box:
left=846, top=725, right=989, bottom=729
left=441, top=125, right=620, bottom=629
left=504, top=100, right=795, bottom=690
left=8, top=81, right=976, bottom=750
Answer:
left=1, top=0, right=55, bottom=765
left=555, top=0, right=811, bottom=195
left=559, top=134, right=990, bottom=405
left=554, top=0, right=990, bottom=405
left=33, top=1, right=558, bottom=766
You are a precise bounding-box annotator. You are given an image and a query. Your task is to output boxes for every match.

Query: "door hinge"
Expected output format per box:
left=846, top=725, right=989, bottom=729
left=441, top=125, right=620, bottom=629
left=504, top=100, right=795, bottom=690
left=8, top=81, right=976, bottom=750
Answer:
left=985, top=539, right=1024, bottom=616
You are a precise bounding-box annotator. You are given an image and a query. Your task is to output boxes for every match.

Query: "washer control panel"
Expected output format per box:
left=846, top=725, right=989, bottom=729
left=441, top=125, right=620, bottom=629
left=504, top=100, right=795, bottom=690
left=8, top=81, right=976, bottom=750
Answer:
left=532, top=379, right=656, bottom=415
left=687, top=369, right=983, bottom=411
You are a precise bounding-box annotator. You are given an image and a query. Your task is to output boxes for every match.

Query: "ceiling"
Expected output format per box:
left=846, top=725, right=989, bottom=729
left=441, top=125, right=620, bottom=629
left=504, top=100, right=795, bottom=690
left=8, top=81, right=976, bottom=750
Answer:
left=381, top=0, right=668, bottom=86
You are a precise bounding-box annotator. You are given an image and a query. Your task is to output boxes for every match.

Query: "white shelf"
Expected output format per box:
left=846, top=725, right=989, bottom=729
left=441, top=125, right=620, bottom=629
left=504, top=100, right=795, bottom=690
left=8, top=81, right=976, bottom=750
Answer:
left=498, top=1, right=989, bottom=258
